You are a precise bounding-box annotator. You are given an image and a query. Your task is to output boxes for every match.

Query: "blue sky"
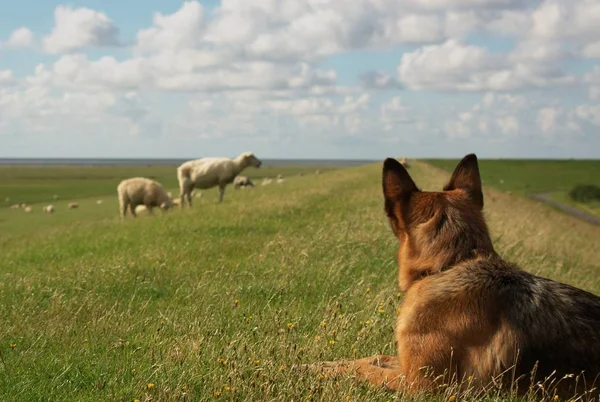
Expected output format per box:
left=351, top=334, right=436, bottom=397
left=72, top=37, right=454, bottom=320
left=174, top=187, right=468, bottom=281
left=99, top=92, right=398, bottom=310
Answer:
left=0, top=0, right=599, bottom=159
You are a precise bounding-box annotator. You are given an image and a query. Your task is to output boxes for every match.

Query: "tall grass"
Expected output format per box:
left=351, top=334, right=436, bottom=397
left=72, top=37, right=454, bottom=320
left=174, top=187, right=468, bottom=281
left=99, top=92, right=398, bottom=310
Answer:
left=0, top=161, right=599, bottom=401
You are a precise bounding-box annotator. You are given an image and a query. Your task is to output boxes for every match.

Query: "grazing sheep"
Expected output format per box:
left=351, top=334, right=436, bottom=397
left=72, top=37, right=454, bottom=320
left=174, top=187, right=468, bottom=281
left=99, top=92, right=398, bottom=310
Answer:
left=262, top=177, right=273, bottom=186
left=172, top=198, right=181, bottom=206
left=10, top=204, right=21, bottom=209
left=315, top=170, right=321, bottom=175
left=276, top=174, right=285, bottom=184
left=117, top=177, right=173, bottom=219
left=234, top=176, right=255, bottom=190
left=96, top=200, right=103, bottom=205
left=400, top=157, right=410, bottom=169
left=43, top=205, right=55, bottom=214
left=21, top=203, right=27, bottom=208
left=177, top=152, right=262, bottom=206
left=24, top=206, right=32, bottom=213
left=68, top=202, right=79, bottom=209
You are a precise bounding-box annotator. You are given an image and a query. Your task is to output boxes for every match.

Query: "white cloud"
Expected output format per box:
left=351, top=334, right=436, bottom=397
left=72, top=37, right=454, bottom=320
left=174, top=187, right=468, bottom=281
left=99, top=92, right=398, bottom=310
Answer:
left=0, top=70, right=15, bottom=86
left=575, top=104, right=600, bottom=126
left=3, top=27, right=34, bottom=49
left=136, top=1, right=205, bottom=54
left=43, top=6, right=120, bottom=54
left=585, top=67, right=600, bottom=101
left=398, top=39, right=574, bottom=91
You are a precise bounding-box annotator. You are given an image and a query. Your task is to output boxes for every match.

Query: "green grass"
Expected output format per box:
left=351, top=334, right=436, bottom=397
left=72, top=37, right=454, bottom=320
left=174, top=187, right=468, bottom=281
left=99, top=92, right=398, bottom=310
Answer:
left=549, top=191, right=600, bottom=218
left=0, top=165, right=336, bottom=207
left=424, top=159, right=600, bottom=195
left=1, top=161, right=600, bottom=401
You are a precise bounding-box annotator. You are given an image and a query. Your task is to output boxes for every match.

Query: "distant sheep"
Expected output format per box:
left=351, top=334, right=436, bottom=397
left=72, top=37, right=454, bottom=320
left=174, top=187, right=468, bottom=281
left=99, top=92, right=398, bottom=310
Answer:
left=276, top=174, right=285, bottom=184
left=315, top=170, right=321, bottom=175
left=10, top=204, right=21, bottom=209
left=117, top=177, right=173, bottom=218
left=96, top=200, right=103, bottom=205
left=21, top=203, right=27, bottom=208
left=177, top=152, right=262, bottom=206
left=400, top=157, right=410, bottom=169
left=43, top=205, right=55, bottom=214
left=262, top=177, right=273, bottom=186
left=234, top=176, right=255, bottom=190
left=68, top=202, right=79, bottom=209
left=24, top=206, right=32, bottom=213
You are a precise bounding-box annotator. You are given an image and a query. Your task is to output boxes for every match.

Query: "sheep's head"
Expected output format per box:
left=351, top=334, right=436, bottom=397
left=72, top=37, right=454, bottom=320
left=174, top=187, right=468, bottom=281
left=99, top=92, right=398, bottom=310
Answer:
left=242, top=152, right=262, bottom=168
left=160, top=201, right=172, bottom=211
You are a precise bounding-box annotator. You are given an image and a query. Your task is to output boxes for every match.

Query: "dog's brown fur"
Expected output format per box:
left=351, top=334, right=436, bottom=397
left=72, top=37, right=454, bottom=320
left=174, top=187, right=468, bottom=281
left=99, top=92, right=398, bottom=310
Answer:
left=308, top=154, right=600, bottom=400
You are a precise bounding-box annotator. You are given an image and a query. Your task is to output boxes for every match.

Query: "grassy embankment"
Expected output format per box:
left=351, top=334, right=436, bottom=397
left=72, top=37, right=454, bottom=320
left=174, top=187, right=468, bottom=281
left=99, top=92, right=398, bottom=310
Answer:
left=425, top=159, right=600, bottom=218
left=1, top=160, right=600, bottom=401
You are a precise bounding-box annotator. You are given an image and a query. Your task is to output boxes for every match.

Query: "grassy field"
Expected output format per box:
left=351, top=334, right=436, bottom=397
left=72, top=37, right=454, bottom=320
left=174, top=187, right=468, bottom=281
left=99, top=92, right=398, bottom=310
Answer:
left=1, top=161, right=600, bottom=401
left=0, top=165, right=335, bottom=207
left=424, top=159, right=600, bottom=195
left=548, top=191, right=600, bottom=218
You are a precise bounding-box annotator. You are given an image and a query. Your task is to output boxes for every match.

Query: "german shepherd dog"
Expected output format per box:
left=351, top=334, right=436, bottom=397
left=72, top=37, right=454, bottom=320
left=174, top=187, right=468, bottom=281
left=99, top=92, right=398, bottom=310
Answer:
left=308, top=154, right=600, bottom=400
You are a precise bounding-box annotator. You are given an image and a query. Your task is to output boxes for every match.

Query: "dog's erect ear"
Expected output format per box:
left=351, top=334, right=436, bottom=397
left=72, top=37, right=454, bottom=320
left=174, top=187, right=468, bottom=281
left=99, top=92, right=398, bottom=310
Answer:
left=443, top=153, right=483, bottom=209
left=382, top=158, right=419, bottom=235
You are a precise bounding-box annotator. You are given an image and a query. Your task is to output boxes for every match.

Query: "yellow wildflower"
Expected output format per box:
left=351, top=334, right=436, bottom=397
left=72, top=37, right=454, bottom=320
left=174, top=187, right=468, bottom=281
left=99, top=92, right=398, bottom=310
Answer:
left=286, top=322, right=293, bottom=329
left=233, top=299, right=239, bottom=307
left=147, top=383, right=155, bottom=390
left=448, top=396, right=456, bottom=402
left=365, top=287, right=371, bottom=293
left=9, top=343, right=16, bottom=349
left=321, top=321, right=327, bottom=327
left=329, top=339, right=335, bottom=345
left=215, top=390, right=222, bottom=396
left=253, top=359, right=260, bottom=365
left=224, top=385, right=231, bottom=391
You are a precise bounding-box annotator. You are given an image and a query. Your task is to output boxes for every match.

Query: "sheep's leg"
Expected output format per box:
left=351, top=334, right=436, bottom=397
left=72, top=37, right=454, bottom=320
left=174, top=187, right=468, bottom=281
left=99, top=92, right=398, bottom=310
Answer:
left=186, top=189, right=193, bottom=207
left=120, top=200, right=128, bottom=219
left=130, top=204, right=137, bottom=217
left=218, top=184, right=226, bottom=204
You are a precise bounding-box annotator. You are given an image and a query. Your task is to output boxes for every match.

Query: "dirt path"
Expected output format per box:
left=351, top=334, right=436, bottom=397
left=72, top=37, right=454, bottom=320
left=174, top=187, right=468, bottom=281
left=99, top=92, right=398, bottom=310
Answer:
left=530, top=192, right=600, bottom=226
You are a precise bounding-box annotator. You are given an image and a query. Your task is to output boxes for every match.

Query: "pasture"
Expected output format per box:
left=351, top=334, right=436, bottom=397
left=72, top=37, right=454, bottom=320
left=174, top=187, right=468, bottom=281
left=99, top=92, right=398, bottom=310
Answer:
left=1, top=160, right=600, bottom=401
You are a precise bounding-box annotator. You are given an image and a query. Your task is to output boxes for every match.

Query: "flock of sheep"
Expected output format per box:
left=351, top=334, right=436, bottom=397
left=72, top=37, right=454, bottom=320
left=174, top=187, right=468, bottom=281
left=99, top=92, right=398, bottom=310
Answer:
left=6, top=153, right=410, bottom=219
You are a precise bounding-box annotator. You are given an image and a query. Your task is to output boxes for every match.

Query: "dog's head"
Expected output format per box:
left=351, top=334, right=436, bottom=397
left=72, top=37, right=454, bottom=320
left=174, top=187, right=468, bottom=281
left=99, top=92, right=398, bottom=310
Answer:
left=382, top=154, right=495, bottom=292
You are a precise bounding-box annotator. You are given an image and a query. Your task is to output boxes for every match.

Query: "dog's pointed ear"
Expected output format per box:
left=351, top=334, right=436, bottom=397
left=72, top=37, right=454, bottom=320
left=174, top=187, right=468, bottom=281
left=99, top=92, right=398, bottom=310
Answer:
left=443, top=153, right=483, bottom=209
left=382, top=158, right=419, bottom=235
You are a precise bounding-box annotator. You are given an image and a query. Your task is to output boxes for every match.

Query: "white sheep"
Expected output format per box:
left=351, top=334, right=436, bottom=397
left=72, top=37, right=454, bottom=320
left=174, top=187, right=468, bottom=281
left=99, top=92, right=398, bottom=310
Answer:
left=262, top=177, right=273, bottom=186
left=43, top=205, right=55, bottom=214
left=10, top=204, right=21, bottom=209
left=96, top=200, right=103, bottom=205
left=117, top=177, right=173, bottom=218
left=177, top=152, right=262, bottom=206
left=24, top=206, right=32, bottom=213
left=276, top=174, right=285, bottom=184
left=400, top=157, right=410, bottom=169
left=68, top=202, right=79, bottom=209
left=234, top=176, right=255, bottom=190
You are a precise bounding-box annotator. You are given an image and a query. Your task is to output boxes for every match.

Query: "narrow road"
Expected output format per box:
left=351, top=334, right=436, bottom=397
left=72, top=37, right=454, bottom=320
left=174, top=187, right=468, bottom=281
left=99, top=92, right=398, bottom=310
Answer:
left=530, top=192, right=600, bottom=226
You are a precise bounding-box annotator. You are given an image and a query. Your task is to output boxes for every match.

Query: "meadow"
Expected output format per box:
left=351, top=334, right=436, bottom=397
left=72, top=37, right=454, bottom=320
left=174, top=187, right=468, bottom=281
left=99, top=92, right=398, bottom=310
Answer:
left=1, top=160, right=600, bottom=401
left=425, top=158, right=600, bottom=218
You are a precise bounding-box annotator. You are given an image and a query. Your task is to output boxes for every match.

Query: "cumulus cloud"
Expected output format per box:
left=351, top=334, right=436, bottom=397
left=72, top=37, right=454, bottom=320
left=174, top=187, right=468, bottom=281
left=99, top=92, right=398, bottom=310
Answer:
left=359, top=71, right=402, bottom=90
left=136, top=1, right=205, bottom=54
left=3, top=27, right=34, bottom=49
left=43, top=6, right=120, bottom=54
left=398, top=39, right=574, bottom=91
